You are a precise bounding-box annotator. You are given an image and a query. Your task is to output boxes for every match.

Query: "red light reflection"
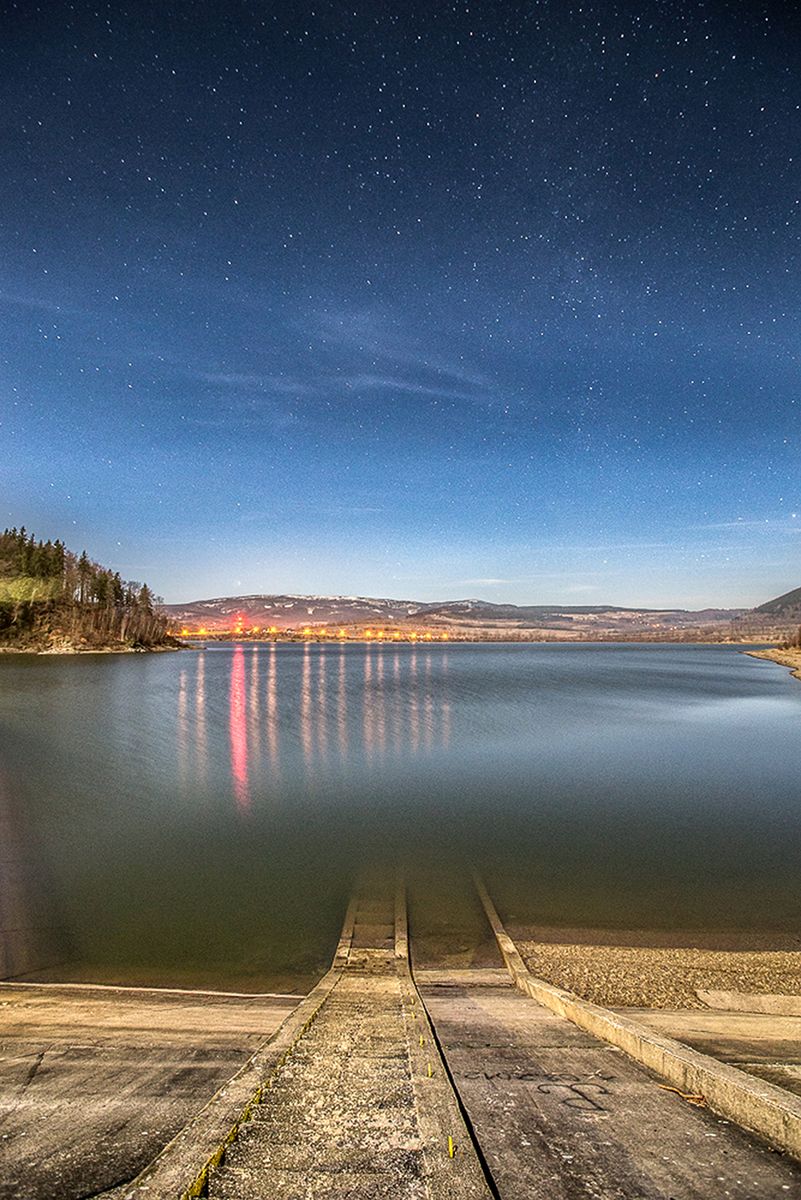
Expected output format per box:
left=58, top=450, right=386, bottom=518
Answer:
left=229, top=645, right=250, bottom=810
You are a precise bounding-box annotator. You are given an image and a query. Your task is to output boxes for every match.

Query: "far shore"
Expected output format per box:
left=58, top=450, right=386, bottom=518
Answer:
left=0, top=636, right=790, bottom=655
left=0, top=641, right=181, bottom=656
left=175, top=633, right=775, bottom=648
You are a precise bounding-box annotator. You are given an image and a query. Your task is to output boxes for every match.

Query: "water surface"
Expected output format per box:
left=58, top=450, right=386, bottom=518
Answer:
left=1, top=643, right=799, bottom=987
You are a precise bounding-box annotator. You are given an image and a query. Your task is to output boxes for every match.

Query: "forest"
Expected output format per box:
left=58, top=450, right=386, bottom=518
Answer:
left=0, top=527, right=172, bottom=650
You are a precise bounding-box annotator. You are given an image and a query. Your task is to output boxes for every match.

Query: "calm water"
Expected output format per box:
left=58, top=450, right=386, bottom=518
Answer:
left=1, top=643, right=800, bottom=987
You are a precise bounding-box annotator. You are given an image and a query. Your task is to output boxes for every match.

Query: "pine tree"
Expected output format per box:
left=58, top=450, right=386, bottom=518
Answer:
left=78, top=551, right=90, bottom=605
left=138, top=583, right=153, bottom=613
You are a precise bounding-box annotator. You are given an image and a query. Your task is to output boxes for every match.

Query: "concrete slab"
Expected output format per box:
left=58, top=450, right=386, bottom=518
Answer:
left=474, top=873, right=801, bottom=1164
left=415, top=969, right=512, bottom=988
left=744, top=1065, right=801, bottom=1102
left=422, top=974, right=801, bottom=1198
left=619, top=1007, right=801, bottom=1065
left=199, top=886, right=492, bottom=1200
left=699, top=990, right=801, bottom=1017
left=0, top=984, right=299, bottom=1200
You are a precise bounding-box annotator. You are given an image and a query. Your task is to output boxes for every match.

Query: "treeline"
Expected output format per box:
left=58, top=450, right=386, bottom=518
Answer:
left=0, top=527, right=172, bottom=650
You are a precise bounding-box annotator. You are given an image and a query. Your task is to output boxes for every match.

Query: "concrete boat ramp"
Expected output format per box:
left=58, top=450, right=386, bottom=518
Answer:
left=1, top=881, right=801, bottom=1199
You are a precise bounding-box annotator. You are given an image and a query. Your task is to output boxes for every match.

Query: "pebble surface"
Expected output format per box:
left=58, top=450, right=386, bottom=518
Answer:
left=516, top=939, right=801, bottom=1008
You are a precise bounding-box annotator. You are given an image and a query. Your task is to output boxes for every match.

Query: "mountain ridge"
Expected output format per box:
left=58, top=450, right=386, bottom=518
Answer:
left=161, top=592, right=752, bottom=638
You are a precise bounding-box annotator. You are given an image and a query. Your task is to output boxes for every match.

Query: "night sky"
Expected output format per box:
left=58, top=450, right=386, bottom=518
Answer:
left=2, top=1, right=799, bottom=606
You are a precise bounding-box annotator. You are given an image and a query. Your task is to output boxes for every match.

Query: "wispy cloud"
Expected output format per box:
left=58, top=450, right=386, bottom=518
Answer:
left=311, top=307, right=492, bottom=397
left=345, top=372, right=479, bottom=402
left=149, top=358, right=318, bottom=397
left=453, top=577, right=515, bottom=587
left=692, top=516, right=801, bottom=533
left=191, top=370, right=317, bottom=396
left=0, top=288, right=86, bottom=316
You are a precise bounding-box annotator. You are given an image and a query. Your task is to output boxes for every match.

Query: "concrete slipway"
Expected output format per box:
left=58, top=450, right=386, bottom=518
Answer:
left=1, top=877, right=800, bottom=1198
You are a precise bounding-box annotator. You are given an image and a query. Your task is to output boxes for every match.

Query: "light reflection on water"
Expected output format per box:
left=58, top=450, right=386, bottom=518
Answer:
left=197, top=643, right=458, bottom=805
left=1, top=642, right=801, bottom=987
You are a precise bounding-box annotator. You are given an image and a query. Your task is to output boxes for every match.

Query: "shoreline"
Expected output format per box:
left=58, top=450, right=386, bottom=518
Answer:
left=1, top=636, right=783, bottom=655
left=509, top=922, right=801, bottom=1009
left=179, top=634, right=768, bottom=648
left=746, top=645, right=801, bottom=680
left=12, top=927, right=801, bottom=1013
left=0, top=641, right=182, bottom=656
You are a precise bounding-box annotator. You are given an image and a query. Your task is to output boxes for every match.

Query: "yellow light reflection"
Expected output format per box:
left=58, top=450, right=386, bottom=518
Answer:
left=249, top=648, right=261, bottom=768
left=195, top=651, right=208, bottom=784
left=317, top=649, right=328, bottom=758
left=301, top=643, right=313, bottom=767
left=177, top=668, right=188, bottom=787
left=338, top=647, right=348, bottom=757
left=266, top=644, right=279, bottom=776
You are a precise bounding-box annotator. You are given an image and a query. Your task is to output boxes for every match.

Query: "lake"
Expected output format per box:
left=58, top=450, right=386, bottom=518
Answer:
left=1, top=643, right=800, bottom=990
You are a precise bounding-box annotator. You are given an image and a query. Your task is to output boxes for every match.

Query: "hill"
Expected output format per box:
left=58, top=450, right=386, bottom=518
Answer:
left=0, top=528, right=173, bottom=652
left=162, top=593, right=746, bottom=641
left=754, top=586, right=801, bottom=619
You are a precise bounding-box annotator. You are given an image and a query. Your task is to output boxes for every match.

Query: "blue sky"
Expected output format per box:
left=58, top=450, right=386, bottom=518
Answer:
left=2, top=1, right=799, bottom=605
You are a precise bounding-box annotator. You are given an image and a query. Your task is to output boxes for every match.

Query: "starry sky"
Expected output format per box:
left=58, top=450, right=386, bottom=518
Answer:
left=2, top=1, right=799, bottom=607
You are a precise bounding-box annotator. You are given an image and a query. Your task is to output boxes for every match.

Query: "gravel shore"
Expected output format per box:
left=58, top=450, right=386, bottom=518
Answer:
left=514, top=933, right=801, bottom=1008
left=746, top=646, right=801, bottom=680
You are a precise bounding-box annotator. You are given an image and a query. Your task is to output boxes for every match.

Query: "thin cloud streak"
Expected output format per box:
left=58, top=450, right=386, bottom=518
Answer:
left=345, top=373, right=481, bottom=402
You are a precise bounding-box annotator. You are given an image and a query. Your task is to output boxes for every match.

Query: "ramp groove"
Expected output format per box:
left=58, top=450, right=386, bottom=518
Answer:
left=203, top=878, right=491, bottom=1199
